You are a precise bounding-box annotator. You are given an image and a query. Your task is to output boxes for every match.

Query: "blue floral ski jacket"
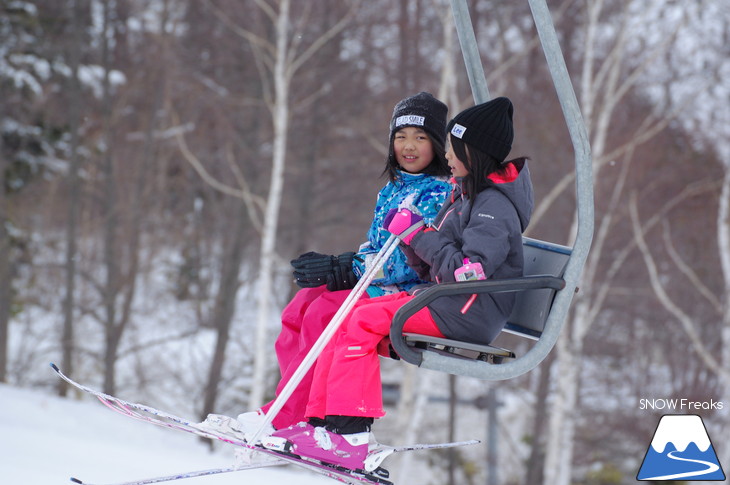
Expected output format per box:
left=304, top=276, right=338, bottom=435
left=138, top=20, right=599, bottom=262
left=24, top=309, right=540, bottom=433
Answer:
left=353, top=171, right=451, bottom=296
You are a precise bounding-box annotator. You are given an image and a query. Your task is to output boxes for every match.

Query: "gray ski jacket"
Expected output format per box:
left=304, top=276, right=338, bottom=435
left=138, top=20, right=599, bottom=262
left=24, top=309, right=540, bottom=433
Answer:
left=404, top=159, right=534, bottom=344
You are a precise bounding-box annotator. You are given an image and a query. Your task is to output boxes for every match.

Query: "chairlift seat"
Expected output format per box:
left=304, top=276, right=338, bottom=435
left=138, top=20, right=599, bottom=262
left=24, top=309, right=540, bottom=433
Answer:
left=391, top=237, right=571, bottom=374
left=403, top=333, right=516, bottom=364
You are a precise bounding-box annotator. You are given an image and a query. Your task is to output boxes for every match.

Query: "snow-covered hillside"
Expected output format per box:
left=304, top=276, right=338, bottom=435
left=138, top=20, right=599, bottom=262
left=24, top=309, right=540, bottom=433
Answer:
left=0, top=383, right=330, bottom=485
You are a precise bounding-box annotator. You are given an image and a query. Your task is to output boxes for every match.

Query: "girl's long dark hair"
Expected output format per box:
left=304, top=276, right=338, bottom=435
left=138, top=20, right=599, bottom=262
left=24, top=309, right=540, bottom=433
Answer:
left=382, top=134, right=450, bottom=183
left=451, top=135, right=527, bottom=198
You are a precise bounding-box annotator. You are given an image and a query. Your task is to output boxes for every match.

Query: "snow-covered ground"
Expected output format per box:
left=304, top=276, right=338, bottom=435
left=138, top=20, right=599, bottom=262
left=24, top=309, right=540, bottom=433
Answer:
left=0, top=383, right=331, bottom=485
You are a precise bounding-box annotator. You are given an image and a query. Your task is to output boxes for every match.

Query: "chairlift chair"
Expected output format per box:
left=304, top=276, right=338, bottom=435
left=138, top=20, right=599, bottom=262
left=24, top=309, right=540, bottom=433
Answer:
left=389, top=0, right=594, bottom=381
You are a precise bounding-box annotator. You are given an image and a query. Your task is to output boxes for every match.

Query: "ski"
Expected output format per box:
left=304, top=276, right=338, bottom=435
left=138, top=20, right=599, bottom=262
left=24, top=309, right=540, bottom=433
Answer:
left=69, top=462, right=283, bottom=485
left=51, top=363, right=478, bottom=485
left=364, top=439, right=480, bottom=471
left=52, top=363, right=391, bottom=484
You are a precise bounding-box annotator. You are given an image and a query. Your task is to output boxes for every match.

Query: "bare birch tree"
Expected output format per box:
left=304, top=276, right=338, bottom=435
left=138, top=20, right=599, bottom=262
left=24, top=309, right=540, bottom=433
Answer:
left=248, top=0, right=293, bottom=410
left=58, top=0, right=86, bottom=397
left=671, top=2, right=730, bottom=467
left=0, top=133, right=8, bottom=384
left=718, top=155, right=730, bottom=468
left=98, top=0, right=125, bottom=395
left=202, top=0, right=360, bottom=409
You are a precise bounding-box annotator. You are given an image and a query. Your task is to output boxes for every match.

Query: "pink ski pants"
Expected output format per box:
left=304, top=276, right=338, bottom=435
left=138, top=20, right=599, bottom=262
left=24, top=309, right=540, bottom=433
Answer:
left=260, top=286, right=360, bottom=429
left=305, top=291, right=444, bottom=419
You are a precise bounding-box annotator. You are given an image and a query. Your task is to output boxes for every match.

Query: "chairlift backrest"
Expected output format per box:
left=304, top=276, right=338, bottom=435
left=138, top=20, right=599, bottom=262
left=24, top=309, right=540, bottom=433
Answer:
left=504, top=238, right=571, bottom=339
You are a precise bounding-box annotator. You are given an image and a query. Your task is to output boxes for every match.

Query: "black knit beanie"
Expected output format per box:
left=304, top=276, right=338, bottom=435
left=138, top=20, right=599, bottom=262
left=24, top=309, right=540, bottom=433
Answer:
left=447, top=97, right=514, bottom=164
left=389, top=92, right=448, bottom=147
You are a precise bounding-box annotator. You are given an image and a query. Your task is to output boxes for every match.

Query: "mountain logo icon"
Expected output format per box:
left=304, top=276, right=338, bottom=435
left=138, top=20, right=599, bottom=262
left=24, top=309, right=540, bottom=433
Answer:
left=637, top=414, right=725, bottom=481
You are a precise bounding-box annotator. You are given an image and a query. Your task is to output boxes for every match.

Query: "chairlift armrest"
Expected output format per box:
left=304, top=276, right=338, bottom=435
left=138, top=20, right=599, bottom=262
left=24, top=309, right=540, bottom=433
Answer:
left=390, top=275, right=566, bottom=366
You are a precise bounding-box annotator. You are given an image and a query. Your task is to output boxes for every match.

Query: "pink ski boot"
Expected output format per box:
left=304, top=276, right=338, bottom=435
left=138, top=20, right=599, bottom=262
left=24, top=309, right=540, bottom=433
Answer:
left=262, top=421, right=370, bottom=470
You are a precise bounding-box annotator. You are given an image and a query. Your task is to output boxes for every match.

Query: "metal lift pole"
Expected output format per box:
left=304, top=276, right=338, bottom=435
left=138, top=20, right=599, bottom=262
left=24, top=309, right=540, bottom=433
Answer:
left=450, top=0, right=490, bottom=103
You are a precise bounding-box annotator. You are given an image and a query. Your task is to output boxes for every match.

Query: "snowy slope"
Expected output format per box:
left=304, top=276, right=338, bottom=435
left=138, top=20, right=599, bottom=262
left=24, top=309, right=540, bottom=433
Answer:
left=0, top=384, right=330, bottom=485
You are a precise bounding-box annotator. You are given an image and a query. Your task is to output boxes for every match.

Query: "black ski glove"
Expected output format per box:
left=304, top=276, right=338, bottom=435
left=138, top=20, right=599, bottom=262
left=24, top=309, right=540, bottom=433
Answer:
left=291, top=251, right=337, bottom=288
left=290, top=251, right=360, bottom=290
left=326, top=252, right=359, bottom=292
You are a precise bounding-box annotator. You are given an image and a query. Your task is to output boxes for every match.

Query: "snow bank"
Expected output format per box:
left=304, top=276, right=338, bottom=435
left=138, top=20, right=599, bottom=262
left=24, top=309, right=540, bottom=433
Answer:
left=0, top=383, right=329, bottom=484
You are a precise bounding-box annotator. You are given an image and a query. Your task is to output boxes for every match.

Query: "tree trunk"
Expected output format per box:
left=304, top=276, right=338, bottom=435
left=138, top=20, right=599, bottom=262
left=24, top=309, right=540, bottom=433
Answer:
left=58, top=0, right=85, bottom=397
left=524, top=357, right=553, bottom=485
left=0, top=134, right=9, bottom=383
left=542, top=316, right=583, bottom=485
left=249, top=0, right=291, bottom=410
left=715, top=167, right=730, bottom=468
left=392, top=366, right=432, bottom=483
left=201, top=202, right=249, bottom=420
left=448, top=375, right=457, bottom=485
left=100, top=0, right=119, bottom=395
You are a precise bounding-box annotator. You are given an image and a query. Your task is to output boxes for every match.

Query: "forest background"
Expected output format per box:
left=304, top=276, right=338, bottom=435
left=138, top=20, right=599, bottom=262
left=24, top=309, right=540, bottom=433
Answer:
left=1, top=1, right=729, bottom=485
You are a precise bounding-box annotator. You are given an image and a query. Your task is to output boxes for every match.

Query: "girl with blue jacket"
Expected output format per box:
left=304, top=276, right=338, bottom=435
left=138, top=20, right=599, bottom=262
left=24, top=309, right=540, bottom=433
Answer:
left=203, top=93, right=452, bottom=436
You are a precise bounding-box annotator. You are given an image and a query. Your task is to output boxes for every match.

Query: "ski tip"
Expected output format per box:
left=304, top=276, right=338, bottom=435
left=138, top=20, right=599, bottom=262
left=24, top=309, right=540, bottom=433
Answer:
left=50, top=362, right=60, bottom=372
left=70, top=478, right=83, bottom=484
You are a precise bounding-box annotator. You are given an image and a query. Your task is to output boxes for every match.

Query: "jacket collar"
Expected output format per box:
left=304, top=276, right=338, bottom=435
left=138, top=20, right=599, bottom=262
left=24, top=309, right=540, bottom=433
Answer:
left=394, top=170, right=426, bottom=186
left=447, top=162, right=519, bottom=202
